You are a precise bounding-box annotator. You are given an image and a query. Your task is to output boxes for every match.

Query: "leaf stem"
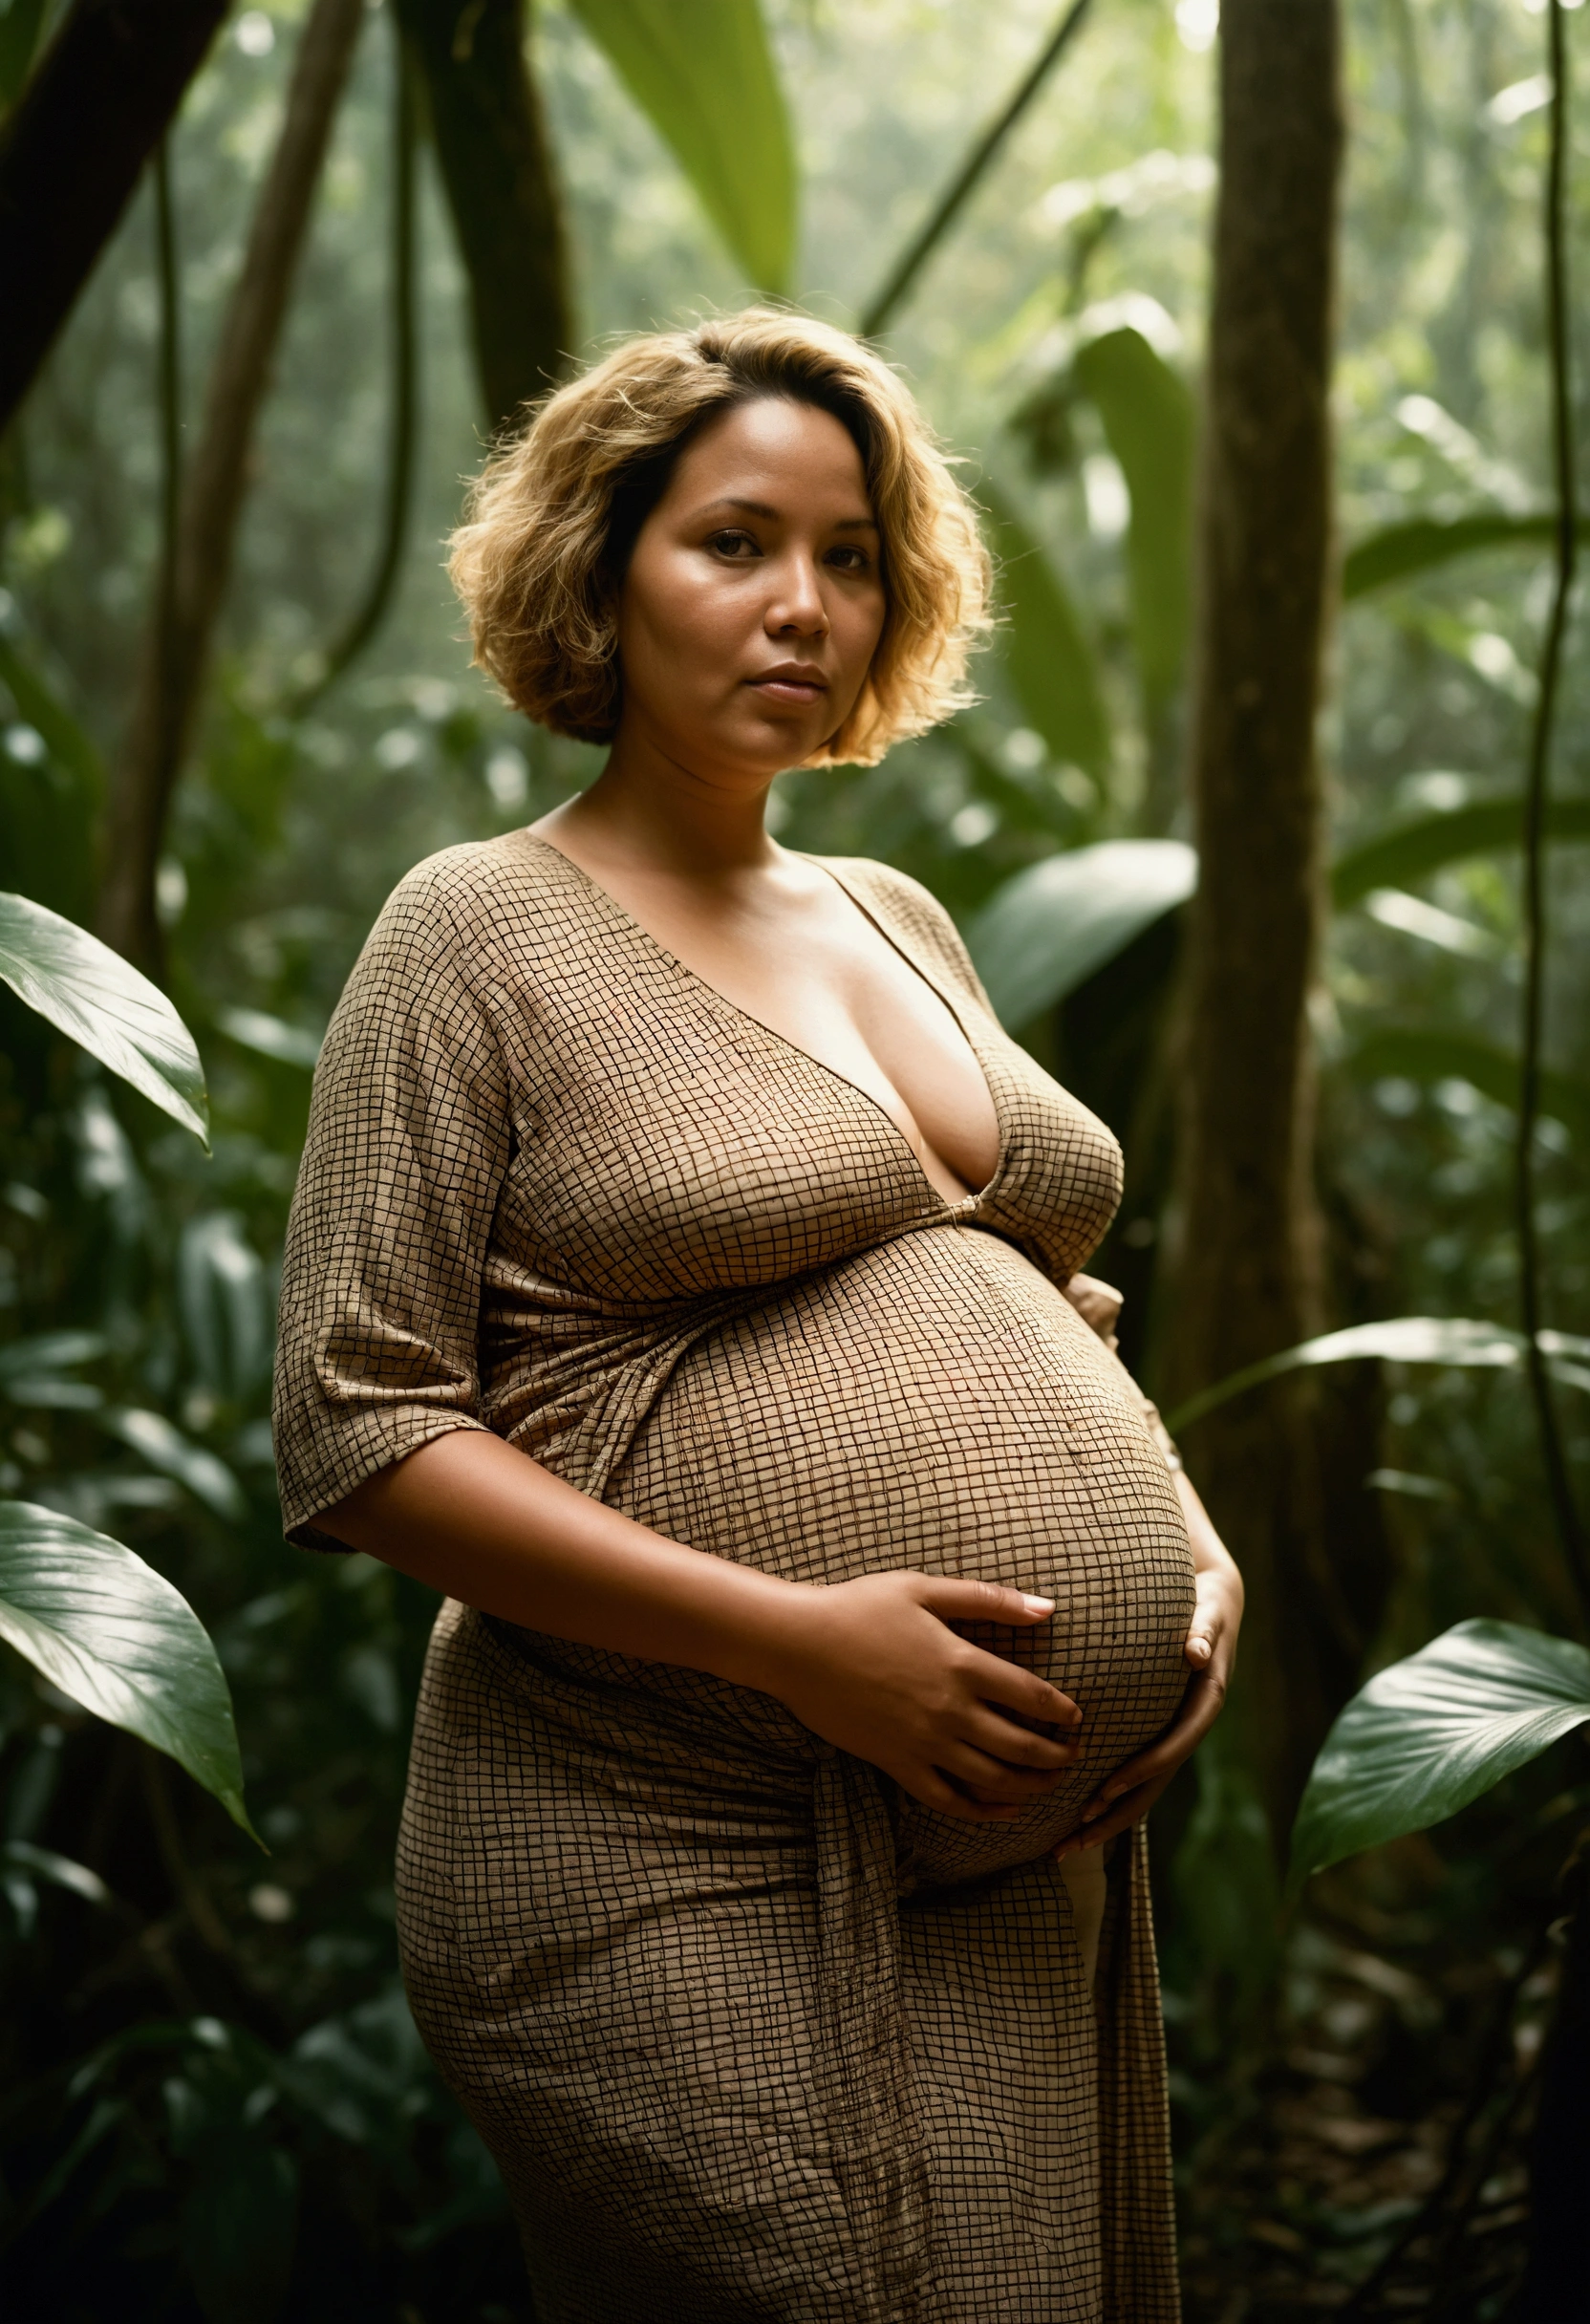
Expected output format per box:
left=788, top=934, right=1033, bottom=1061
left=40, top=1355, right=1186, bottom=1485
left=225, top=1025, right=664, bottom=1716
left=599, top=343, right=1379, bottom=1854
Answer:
left=1516, top=0, right=1590, bottom=1632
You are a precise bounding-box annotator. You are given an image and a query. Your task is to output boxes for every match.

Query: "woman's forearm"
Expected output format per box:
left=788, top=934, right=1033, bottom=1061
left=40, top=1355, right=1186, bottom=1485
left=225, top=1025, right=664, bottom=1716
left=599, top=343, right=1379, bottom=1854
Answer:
left=319, top=1428, right=1083, bottom=1822
left=322, top=1429, right=806, bottom=1693
left=1173, top=1465, right=1242, bottom=1595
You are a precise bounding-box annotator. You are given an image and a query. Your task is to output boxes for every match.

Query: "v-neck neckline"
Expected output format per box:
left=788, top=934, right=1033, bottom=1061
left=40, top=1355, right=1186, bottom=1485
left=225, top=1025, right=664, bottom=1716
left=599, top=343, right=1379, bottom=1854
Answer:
left=516, top=830, right=1005, bottom=1216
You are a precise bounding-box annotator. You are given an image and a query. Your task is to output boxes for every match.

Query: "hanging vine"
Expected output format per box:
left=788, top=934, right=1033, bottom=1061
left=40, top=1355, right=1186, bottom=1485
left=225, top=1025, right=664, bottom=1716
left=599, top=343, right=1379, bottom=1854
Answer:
left=1515, top=0, right=1589, bottom=1629
left=152, top=134, right=183, bottom=736
left=292, top=15, right=419, bottom=712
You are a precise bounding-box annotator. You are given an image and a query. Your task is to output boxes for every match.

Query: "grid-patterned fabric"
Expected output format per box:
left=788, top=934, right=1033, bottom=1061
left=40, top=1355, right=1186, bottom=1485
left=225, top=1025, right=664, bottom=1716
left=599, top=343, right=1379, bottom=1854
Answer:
left=273, top=832, right=1192, bottom=2321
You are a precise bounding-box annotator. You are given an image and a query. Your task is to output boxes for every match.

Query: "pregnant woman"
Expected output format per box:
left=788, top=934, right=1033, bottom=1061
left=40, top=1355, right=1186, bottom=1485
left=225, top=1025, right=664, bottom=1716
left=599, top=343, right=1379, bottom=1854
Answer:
left=273, top=310, right=1241, bottom=2322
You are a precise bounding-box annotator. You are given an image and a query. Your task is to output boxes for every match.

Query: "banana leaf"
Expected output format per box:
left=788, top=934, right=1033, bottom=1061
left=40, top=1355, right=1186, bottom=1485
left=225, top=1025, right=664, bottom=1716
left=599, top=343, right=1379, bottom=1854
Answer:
left=0, top=892, right=208, bottom=1145
left=1166, top=1315, right=1590, bottom=1436
left=0, top=1501, right=256, bottom=1840
left=1071, top=326, right=1193, bottom=720
left=1333, top=793, right=1590, bottom=906
left=568, top=0, right=795, bottom=291
left=966, top=838, right=1195, bottom=1027
left=1342, top=510, right=1556, bottom=600
left=978, top=481, right=1109, bottom=777
left=1288, top=1620, right=1590, bottom=1898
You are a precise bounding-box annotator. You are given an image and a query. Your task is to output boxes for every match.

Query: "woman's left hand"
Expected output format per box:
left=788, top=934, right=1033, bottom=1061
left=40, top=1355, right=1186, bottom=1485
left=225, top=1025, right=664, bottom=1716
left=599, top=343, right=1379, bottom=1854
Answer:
left=1052, top=1468, right=1242, bottom=1861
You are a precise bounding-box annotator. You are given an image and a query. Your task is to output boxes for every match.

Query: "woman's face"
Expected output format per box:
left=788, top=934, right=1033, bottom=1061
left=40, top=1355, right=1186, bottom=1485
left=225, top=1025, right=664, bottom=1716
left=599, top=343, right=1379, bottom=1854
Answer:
left=614, top=396, right=888, bottom=783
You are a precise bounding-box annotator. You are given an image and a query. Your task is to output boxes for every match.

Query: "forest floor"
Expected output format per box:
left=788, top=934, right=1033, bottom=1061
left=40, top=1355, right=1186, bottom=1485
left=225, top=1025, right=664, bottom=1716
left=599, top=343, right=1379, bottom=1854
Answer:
left=1172, top=1856, right=1561, bottom=2323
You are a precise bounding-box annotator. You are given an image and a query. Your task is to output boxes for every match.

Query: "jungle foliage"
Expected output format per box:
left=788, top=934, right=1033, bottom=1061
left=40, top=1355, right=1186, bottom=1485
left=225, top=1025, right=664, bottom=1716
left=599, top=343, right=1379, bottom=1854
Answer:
left=1, top=0, right=1588, bottom=2317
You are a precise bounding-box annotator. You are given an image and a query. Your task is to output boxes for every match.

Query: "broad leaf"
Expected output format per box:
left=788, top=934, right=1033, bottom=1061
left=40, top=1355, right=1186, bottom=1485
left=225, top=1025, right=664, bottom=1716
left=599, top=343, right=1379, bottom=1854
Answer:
left=1165, top=1315, right=1590, bottom=1436
left=3, top=1838, right=112, bottom=1906
left=1348, top=1027, right=1590, bottom=1146
left=1071, top=327, right=1194, bottom=720
left=979, top=483, right=1110, bottom=778
left=102, top=1409, right=247, bottom=1522
left=1333, top=793, right=1590, bottom=907
left=0, top=1330, right=107, bottom=1383
left=1288, top=1620, right=1590, bottom=1897
left=567, top=0, right=795, bottom=292
left=216, top=1005, right=322, bottom=1069
left=0, top=1502, right=256, bottom=1840
left=0, top=893, right=208, bottom=1145
left=966, top=839, right=1196, bottom=1028
left=1342, top=510, right=1555, bottom=600
left=0, top=0, right=51, bottom=110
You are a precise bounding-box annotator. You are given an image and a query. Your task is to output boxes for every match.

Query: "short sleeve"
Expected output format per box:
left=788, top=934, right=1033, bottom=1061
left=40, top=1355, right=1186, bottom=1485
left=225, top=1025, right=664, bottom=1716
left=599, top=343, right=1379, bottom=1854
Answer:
left=272, top=861, right=511, bottom=1548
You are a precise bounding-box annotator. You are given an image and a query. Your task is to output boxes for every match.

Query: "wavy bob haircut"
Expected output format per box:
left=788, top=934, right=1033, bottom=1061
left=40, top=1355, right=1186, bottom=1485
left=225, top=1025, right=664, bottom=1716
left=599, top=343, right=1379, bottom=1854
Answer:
left=447, top=310, right=992, bottom=766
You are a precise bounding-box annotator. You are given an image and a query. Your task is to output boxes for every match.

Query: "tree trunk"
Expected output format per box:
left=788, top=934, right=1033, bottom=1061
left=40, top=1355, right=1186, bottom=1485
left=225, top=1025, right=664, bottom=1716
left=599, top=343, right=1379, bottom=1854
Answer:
left=0, top=0, right=229, bottom=437
left=1166, top=0, right=1349, bottom=1846
left=97, top=0, right=366, bottom=974
left=395, top=0, right=572, bottom=435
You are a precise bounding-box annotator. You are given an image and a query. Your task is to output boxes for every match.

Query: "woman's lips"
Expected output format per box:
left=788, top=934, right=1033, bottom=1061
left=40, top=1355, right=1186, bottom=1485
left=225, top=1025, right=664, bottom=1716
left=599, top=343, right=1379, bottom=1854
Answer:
left=747, top=675, right=827, bottom=704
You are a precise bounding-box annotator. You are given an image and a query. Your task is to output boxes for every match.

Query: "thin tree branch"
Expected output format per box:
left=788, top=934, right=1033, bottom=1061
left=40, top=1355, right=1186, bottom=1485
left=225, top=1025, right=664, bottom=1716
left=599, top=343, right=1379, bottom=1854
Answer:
left=857, top=0, right=1095, bottom=342
left=152, top=135, right=182, bottom=754
left=97, top=0, right=367, bottom=973
left=291, top=21, right=419, bottom=713
left=1515, top=0, right=1590, bottom=1629
left=0, top=0, right=229, bottom=436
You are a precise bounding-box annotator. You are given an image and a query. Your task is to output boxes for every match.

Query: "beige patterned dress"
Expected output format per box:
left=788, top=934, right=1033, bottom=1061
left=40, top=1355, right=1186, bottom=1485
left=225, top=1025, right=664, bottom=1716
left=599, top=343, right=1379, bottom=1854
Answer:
left=273, top=831, right=1193, bottom=2322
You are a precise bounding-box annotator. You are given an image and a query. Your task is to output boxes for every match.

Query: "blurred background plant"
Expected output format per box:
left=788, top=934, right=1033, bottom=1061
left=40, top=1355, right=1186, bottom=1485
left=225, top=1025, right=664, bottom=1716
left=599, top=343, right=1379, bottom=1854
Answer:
left=1, top=0, right=1587, bottom=2316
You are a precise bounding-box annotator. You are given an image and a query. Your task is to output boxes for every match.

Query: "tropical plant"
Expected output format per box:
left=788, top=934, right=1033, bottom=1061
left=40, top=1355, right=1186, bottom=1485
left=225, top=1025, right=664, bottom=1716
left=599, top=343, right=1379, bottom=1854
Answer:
left=3, top=0, right=1589, bottom=2309
left=0, top=892, right=253, bottom=1840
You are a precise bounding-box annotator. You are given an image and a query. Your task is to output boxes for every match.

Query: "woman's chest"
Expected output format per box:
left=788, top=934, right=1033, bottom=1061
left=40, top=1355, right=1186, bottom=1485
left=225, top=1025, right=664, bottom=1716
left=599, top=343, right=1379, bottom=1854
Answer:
left=486, top=956, right=1121, bottom=1306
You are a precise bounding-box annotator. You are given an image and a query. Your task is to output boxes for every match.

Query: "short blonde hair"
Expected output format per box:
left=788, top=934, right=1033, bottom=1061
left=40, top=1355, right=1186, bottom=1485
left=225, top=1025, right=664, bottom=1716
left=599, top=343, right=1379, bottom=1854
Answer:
left=447, top=310, right=992, bottom=765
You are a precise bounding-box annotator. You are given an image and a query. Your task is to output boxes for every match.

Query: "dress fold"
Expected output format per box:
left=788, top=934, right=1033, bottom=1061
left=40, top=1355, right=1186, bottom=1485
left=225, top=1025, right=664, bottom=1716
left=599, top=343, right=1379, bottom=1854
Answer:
left=275, top=831, right=1189, bottom=2320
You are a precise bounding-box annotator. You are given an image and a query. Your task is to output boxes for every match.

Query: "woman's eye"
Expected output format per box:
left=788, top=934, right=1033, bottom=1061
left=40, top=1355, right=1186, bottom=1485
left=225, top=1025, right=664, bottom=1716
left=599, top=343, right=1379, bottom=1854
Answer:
left=827, top=545, right=871, bottom=573
left=706, top=529, right=760, bottom=558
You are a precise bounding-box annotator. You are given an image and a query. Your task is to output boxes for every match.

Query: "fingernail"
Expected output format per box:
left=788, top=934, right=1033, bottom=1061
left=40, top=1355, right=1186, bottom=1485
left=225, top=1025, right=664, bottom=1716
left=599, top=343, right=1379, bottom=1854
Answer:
left=1190, top=1638, right=1212, bottom=1661
left=1021, top=1594, right=1054, bottom=1615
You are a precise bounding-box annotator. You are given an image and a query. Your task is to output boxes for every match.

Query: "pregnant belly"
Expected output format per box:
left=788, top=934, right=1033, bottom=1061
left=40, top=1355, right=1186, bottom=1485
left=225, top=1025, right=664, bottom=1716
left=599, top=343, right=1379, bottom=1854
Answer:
left=610, top=1224, right=1195, bottom=1886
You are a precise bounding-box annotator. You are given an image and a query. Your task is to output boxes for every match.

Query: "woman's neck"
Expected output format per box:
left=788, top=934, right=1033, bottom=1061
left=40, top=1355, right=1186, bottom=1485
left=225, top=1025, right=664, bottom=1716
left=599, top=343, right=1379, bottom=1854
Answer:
left=541, top=721, right=783, bottom=884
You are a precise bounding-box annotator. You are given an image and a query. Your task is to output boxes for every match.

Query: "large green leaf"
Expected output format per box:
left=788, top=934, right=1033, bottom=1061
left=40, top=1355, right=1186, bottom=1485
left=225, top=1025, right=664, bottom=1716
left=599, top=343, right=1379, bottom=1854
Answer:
left=1288, top=1620, right=1590, bottom=1898
left=1071, top=327, right=1194, bottom=720
left=1342, top=510, right=1556, bottom=601
left=965, top=839, right=1196, bottom=1027
left=0, top=0, right=51, bottom=110
left=567, top=0, right=795, bottom=291
left=0, top=892, right=208, bottom=1145
left=979, top=482, right=1109, bottom=776
left=1166, top=1315, right=1590, bottom=1436
left=0, top=1501, right=256, bottom=1840
left=1333, top=793, right=1590, bottom=907
left=1348, top=1027, right=1590, bottom=1146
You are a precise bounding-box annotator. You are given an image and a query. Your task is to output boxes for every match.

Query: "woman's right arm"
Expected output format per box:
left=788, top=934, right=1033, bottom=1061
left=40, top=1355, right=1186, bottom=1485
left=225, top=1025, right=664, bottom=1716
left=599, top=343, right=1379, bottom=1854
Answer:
left=323, top=1429, right=1083, bottom=1823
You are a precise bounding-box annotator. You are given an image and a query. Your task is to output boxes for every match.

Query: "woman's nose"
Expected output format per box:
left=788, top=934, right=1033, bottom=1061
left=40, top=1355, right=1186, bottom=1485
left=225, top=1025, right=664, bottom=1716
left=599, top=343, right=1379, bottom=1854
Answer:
left=764, top=552, right=828, bottom=636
